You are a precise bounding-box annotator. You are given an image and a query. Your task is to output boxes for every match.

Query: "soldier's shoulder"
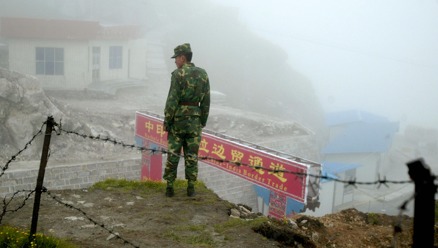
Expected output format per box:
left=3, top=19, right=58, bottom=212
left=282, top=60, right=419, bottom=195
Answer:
left=194, top=66, right=208, bottom=75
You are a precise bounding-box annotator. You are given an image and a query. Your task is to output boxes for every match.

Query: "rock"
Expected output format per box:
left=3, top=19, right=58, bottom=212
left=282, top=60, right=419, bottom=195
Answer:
left=106, top=232, right=120, bottom=241
left=230, top=208, right=240, bottom=218
left=64, top=216, right=85, bottom=221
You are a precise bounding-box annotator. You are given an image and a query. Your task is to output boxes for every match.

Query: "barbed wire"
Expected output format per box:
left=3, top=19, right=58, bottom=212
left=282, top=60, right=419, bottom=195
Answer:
left=0, top=122, right=46, bottom=178
left=44, top=187, right=140, bottom=248
left=0, top=189, right=36, bottom=225
left=53, top=120, right=414, bottom=187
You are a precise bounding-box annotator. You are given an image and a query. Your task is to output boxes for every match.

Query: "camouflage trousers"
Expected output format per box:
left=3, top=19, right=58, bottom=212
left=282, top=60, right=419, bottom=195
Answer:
left=163, top=116, right=202, bottom=184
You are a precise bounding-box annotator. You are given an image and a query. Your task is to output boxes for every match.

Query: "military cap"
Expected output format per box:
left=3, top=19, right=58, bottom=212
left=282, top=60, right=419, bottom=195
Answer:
left=171, top=43, right=192, bottom=58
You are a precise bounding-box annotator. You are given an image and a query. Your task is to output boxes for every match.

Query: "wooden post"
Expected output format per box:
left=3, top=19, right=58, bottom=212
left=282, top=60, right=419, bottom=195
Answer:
left=29, top=116, right=54, bottom=239
left=407, top=158, right=436, bottom=248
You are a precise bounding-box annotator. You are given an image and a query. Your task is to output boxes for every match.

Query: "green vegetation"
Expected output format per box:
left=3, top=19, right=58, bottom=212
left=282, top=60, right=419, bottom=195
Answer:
left=91, top=178, right=164, bottom=191
left=366, top=212, right=380, bottom=225
left=163, top=224, right=216, bottom=247
left=0, top=226, right=76, bottom=248
left=91, top=178, right=220, bottom=204
left=215, top=216, right=267, bottom=233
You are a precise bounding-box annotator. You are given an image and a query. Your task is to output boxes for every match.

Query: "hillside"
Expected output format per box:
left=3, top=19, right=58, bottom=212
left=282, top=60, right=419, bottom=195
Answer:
left=1, top=179, right=417, bottom=248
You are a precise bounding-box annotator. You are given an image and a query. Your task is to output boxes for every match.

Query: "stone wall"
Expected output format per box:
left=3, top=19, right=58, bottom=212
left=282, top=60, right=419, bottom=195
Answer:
left=0, top=157, right=258, bottom=212
left=0, top=158, right=141, bottom=198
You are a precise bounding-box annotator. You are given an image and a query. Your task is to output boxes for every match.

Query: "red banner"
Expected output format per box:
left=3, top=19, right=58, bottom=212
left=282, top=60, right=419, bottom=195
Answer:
left=135, top=112, right=309, bottom=203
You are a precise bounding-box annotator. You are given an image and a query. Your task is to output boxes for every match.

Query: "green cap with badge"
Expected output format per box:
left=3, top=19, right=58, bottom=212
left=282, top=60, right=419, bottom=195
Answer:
left=171, top=43, right=192, bottom=58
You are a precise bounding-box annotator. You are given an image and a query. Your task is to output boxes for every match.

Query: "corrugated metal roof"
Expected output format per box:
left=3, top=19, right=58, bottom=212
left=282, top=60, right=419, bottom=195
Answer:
left=0, top=17, right=100, bottom=40
left=325, top=110, right=389, bottom=126
left=0, top=17, right=141, bottom=40
left=322, top=162, right=360, bottom=174
left=323, top=121, right=399, bottom=154
left=322, top=110, right=399, bottom=154
left=321, top=162, right=361, bottom=182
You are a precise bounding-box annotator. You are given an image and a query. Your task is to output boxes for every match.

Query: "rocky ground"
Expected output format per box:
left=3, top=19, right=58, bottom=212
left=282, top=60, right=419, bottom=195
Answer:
left=0, top=180, right=420, bottom=248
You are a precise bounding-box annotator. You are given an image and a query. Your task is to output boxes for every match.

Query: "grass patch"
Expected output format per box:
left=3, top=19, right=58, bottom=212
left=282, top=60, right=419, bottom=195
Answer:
left=0, top=225, right=76, bottom=248
left=90, top=178, right=218, bottom=201
left=214, top=216, right=269, bottom=239
left=163, top=224, right=216, bottom=247
left=90, top=178, right=163, bottom=192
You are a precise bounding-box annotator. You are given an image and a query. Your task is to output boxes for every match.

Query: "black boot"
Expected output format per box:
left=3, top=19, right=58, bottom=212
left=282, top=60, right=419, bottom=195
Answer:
left=165, top=182, right=174, bottom=197
left=187, top=181, right=195, bottom=197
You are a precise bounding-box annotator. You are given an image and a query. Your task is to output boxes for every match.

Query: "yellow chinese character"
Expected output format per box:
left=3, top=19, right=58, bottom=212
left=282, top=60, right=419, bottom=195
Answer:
left=156, top=124, right=165, bottom=137
left=212, top=144, right=226, bottom=159
left=199, top=138, right=209, bottom=153
left=231, top=150, right=244, bottom=164
left=145, top=121, right=154, bottom=132
left=249, top=155, right=264, bottom=175
left=268, top=162, right=287, bottom=183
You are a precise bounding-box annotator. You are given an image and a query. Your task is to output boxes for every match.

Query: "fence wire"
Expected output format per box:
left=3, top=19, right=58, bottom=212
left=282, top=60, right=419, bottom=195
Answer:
left=44, top=187, right=140, bottom=248
left=0, top=122, right=45, bottom=178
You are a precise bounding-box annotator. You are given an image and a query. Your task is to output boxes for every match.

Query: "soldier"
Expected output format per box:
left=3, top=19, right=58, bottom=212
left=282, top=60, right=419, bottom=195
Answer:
left=163, top=43, right=210, bottom=197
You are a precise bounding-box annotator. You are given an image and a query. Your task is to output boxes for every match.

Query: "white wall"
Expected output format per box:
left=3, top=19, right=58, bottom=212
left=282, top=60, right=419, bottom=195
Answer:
left=127, top=38, right=148, bottom=80
left=9, top=39, right=91, bottom=89
left=304, top=180, right=335, bottom=216
left=8, top=38, right=148, bottom=90
left=90, top=40, right=129, bottom=82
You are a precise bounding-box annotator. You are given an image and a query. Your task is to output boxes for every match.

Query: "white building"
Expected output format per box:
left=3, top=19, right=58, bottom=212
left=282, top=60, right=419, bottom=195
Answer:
left=0, top=17, right=147, bottom=90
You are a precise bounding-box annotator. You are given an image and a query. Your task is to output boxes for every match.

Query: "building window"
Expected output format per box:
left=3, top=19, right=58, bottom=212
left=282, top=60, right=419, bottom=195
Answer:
left=35, top=47, right=64, bottom=75
left=109, top=46, right=122, bottom=69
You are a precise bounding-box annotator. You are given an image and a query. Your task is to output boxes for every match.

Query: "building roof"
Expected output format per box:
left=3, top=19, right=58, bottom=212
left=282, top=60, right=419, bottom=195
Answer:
left=325, top=109, right=389, bottom=126
left=321, top=162, right=361, bottom=182
left=0, top=17, right=141, bottom=40
left=323, top=110, right=399, bottom=154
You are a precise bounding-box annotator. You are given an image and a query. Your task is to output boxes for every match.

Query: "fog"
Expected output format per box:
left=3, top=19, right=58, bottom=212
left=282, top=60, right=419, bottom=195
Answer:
left=2, top=0, right=437, bottom=129
left=213, top=0, right=438, bottom=129
left=1, top=0, right=437, bottom=216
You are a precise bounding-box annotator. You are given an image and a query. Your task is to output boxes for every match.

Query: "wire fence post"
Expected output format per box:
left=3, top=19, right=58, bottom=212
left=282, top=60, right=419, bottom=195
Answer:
left=29, top=116, right=54, bottom=240
left=407, top=158, right=436, bottom=248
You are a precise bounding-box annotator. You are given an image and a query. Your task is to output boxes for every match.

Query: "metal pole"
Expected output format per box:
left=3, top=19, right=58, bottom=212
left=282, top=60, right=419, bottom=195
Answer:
left=407, top=158, right=436, bottom=248
left=29, top=116, right=54, bottom=239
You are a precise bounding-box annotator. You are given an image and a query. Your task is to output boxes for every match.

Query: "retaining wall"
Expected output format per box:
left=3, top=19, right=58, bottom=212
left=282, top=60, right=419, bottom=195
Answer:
left=1, top=157, right=259, bottom=211
left=0, top=158, right=141, bottom=197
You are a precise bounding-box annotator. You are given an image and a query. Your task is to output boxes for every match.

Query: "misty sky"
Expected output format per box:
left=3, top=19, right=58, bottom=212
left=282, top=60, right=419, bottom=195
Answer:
left=212, top=0, right=438, bottom=129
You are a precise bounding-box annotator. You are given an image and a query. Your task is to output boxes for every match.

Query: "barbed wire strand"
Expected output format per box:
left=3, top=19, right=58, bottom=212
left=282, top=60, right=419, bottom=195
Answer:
left=44, top=188, right=140, bottom=248
left=0, top=122, right=46, bottom=178
left=53, top=121, right=414, bottom=187
left=0, top=189, right=36, bottom=225
left=52, top=118, right=420, bottom=220
left=0, top=117, right=426, bottom=247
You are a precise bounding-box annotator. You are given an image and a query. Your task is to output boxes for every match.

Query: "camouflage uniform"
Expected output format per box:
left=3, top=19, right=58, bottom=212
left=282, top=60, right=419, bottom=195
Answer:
left=163, top=43, right=210, bottom=193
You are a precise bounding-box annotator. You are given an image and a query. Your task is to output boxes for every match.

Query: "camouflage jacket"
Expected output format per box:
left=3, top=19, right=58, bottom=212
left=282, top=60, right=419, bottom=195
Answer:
left=164, top=62, right=210, bottom=130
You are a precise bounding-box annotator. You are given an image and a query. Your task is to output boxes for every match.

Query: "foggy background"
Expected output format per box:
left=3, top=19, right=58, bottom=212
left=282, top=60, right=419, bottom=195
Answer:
left=1, top=0, right=437, bottom=170
left=2, top=0, right=436, bottom=128
left=213, top=0, right=438, bottom=130
left=1, top=0, right=437, bottom=217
